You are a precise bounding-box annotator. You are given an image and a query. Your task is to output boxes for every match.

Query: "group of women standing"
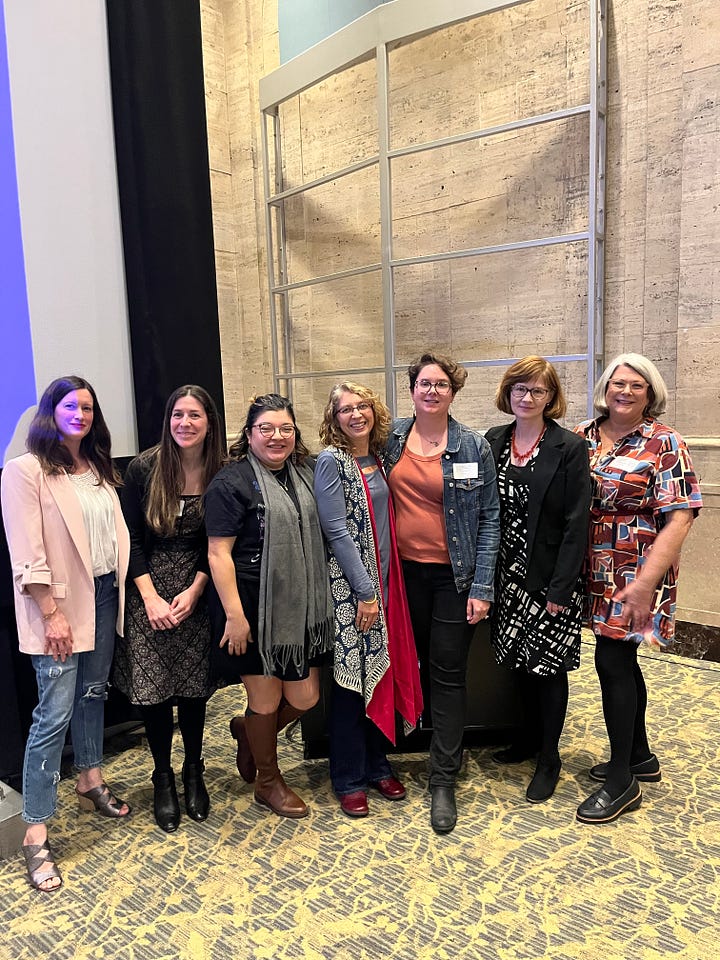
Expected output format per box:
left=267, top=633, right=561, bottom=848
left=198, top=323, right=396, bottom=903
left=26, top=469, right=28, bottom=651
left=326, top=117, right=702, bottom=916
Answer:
left=1, top=349, right=701, bottom=891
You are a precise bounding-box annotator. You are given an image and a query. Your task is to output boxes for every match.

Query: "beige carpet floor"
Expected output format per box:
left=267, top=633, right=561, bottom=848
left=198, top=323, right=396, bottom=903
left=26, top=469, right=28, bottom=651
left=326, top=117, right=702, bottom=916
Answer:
left=1, top=639, right=719, bottom=960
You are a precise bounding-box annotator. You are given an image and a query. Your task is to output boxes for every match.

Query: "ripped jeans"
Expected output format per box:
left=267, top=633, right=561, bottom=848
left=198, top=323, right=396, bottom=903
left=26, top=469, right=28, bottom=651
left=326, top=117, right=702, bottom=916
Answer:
left=23, top=573, right=118, bottom=823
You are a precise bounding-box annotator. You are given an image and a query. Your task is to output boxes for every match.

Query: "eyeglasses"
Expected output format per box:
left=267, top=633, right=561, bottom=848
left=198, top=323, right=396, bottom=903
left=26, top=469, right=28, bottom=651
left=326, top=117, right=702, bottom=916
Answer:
left=416, top=379, right=452, bottom=395
left=336, top=402, right=373, bottom=417
left=608, top=380, right=647, bottom=393
left=253, top=423, right=296, bottom=438
left=510, top=385, right=550, bottom=400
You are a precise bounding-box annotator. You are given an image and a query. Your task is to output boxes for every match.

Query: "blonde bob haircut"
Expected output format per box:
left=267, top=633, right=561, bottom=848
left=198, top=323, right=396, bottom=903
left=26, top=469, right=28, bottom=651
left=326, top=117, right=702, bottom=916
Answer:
left=319, top=382, right=392, bottom=455
left=593, top=353, right=667, bottom=417
left=495, top=356, right=567, bottom=420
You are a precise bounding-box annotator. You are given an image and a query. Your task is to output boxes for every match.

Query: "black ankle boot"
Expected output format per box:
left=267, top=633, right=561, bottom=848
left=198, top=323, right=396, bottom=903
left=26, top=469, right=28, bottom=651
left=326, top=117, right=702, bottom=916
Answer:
left=152, top=769, right=180, bottom=833
left=182, top=760, right=210, bottom=822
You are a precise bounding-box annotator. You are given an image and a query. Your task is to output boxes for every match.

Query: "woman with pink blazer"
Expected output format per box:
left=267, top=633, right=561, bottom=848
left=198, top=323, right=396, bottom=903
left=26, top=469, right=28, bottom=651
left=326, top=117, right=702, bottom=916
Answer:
left=1, top=376, right=131, bottom=892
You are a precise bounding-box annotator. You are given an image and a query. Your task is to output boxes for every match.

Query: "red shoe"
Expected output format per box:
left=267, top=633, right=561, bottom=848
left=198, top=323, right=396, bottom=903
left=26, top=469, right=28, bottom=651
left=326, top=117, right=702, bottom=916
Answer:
left=339, top=791, right=369, bottom=817
left=371, top=777, right=406, bottom=801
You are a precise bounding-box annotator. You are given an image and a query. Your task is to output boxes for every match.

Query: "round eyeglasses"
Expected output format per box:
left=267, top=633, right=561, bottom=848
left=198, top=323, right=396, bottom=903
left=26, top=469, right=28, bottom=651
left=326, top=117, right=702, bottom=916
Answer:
left=510, top=385, right=550, bottom=400
left=253, top=423, right=296, bottom=438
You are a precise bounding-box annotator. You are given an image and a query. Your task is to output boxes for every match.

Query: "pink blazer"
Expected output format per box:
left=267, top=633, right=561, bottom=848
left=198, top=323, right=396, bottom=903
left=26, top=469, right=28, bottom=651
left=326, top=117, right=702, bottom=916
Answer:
left=1, top=453, right=130, bottom=655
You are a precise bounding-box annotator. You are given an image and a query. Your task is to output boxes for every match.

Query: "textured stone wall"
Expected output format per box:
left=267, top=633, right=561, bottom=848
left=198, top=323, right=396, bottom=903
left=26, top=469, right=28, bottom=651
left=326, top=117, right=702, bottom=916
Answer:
left=200, top=0, right=720, bottom=629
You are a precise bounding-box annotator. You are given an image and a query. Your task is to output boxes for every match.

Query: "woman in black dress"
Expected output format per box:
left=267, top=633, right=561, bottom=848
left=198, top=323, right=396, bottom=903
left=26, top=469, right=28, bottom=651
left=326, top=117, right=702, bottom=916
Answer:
left=205, top=395, right=334, bottom=819
left=486, top=357, right=590, bottom=803
left=114, top=385, right=225, bottom=831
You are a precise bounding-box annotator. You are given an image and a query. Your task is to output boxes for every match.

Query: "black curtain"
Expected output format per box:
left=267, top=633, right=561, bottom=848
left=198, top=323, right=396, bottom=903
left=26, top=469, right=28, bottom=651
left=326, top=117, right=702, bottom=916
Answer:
left=105, top=0, right=225, bottom=447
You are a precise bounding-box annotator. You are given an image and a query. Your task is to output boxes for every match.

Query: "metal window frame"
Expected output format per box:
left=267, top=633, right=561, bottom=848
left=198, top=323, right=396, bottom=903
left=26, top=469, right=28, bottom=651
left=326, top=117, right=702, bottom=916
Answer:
left=260, top=0, right=606, bottom=416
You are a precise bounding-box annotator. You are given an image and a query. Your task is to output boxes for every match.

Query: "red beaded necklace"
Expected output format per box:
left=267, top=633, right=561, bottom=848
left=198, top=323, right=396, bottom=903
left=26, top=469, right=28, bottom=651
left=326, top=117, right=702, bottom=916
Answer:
left=511, top=424, right=546, bottom=464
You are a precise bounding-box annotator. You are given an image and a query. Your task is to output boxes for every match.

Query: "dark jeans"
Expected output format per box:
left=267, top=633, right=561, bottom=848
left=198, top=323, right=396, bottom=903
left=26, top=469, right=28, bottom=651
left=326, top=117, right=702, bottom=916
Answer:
left=402, top=560, right=474, bottom=788
left=329, top=681, right=393, bottom=795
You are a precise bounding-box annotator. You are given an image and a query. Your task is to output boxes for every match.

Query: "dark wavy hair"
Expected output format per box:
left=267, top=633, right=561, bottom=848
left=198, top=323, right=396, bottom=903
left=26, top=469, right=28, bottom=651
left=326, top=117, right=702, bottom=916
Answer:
left=407, top=352, right=468, bottom=395
left=318, top=381, right=391, bottom=454
left=143, top=385, right=227, bottom=535
left=26, top=375, right=120, bottom=484
left=228, top=394, right=309, bottom=464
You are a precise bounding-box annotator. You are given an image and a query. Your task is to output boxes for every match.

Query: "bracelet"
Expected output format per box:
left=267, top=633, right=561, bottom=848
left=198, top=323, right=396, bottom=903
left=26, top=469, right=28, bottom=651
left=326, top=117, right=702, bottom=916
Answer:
left=42, top=605, right=58, bottom=621
left=360, top=594, right=377, bottom=605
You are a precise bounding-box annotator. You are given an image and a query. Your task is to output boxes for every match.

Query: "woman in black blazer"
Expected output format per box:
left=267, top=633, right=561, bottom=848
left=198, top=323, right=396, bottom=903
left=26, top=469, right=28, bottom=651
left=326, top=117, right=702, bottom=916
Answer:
left=486, top=357, right=590, bottom=804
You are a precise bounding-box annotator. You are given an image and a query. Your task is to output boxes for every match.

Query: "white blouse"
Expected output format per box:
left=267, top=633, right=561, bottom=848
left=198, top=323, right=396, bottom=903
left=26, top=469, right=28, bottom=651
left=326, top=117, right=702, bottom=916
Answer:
left=68, top=469, right=118, bottom=576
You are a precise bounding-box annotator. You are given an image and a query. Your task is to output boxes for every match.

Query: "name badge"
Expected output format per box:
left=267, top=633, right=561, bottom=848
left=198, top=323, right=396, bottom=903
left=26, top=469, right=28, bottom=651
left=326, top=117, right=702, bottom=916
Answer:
left=453, top=462, right=478, bottom=480
left=607, top=456, right=649, bottom=475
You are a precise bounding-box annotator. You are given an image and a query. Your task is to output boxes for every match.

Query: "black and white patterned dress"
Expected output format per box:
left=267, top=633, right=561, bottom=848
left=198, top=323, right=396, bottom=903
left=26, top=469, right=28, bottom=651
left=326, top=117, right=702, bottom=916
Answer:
left=113, top=457, right=213, bottom=705
left=491, top=440, right=582, bottom=676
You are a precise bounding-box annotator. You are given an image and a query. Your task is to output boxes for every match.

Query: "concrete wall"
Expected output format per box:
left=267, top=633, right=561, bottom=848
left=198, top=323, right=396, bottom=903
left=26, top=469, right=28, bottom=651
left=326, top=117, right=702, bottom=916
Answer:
left=200, top=0, right=720, bottom=630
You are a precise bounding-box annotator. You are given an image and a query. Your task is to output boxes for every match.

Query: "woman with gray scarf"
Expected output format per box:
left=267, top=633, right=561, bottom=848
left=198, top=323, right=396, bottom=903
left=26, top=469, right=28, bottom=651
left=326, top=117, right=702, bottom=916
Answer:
left=205, top=395, right=334, bottom=818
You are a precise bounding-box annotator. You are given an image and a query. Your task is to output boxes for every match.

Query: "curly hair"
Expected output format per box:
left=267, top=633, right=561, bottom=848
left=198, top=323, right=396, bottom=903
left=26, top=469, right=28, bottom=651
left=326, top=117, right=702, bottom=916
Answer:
left=228, top=394, right=309, bottom=463
left=26, top=375, right=120, bottom=484
left=319, top=382, right=391, bottom=454
left=407, top=352, right=468, bottom=394
left=494, top=356, right=567, bottom=419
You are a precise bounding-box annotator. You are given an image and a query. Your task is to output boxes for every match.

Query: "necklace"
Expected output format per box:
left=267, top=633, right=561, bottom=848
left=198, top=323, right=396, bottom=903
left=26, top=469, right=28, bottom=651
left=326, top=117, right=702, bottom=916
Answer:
left=273, top=465, right=291, bottom=495
left=416, top=428, right=446, bottom=449
left=511, top=424, right=546, bottom=464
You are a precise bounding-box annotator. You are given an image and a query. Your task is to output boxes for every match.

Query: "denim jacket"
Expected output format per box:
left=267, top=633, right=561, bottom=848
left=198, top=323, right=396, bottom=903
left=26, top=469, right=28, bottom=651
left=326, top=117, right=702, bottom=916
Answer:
left=384, top=416, right=500, bottom=601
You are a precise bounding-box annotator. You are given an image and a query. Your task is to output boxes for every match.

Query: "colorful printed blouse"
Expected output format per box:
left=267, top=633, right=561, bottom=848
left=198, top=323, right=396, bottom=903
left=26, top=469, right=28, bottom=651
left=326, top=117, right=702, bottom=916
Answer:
left=575, top=417, right=702, bottom=647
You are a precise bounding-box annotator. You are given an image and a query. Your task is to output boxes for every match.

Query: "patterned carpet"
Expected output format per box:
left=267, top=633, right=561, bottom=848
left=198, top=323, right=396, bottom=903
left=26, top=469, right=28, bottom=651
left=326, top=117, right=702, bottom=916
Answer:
left=1, top=639, right=719, bottom=960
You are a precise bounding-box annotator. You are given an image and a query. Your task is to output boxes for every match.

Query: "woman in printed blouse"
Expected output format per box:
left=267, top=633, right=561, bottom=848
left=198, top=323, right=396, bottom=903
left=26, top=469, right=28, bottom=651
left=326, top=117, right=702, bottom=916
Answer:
left=575, top=354, right=702, bottom=824
left=205, top=395, right=334, bottom=819
left=113, top=385, right=225, bottom=832
left=315, top=382, right=423, bottom=818
left=486, top=357, right=590, bottom=805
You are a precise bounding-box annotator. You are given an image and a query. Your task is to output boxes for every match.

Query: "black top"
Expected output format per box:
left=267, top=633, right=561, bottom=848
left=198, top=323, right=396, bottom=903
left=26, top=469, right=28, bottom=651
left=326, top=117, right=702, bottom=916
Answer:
left=121, top=453, right=210, bottom=581
left=203, top=458, right=269, bottom=581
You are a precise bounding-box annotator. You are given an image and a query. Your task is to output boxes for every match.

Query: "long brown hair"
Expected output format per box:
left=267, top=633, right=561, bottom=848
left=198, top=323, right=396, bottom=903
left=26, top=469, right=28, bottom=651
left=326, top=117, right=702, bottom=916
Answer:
left=26, top=375, right=120, bottom=485
left=145, top=385, right=226, bottom=535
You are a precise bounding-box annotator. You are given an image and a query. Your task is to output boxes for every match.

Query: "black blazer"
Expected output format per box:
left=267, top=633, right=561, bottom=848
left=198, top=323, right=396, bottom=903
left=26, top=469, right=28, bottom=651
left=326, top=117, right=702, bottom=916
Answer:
left=485, top=419, right=591, bottom=606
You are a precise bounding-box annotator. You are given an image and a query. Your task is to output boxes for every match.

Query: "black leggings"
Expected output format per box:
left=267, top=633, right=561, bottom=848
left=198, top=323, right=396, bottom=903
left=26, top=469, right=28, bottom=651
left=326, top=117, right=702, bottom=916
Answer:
left=516, top=670, right=569, bottom=761
left=594, top=637, right=651, bottom=793
left=140, top=697, right=207, bottom=773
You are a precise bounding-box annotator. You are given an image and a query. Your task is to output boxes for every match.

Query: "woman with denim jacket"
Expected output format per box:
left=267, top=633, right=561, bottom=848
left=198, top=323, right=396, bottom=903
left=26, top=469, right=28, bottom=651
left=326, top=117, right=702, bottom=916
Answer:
left=385, top=353, right=500, bottom=834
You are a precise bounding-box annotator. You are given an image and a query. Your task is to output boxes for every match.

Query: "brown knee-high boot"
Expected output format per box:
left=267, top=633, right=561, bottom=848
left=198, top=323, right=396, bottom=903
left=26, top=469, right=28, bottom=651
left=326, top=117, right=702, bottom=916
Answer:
left=230, top=697, right=305, bottom=785
left=243, top=711, right=308, bottom=818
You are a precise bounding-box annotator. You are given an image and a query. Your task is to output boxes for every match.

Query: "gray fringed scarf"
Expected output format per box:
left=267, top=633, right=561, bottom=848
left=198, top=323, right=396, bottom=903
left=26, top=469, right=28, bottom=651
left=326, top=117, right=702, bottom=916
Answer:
left=248, top=452, right=334, bottom=675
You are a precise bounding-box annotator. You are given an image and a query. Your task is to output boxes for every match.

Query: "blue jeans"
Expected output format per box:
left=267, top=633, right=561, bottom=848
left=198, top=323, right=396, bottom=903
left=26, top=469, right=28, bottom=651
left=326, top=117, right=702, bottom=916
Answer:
left=329, top=681, right=393, bottom=795
left=23, top=573, right=118, bottom=823
left=402, top=561, right=474, bottom=788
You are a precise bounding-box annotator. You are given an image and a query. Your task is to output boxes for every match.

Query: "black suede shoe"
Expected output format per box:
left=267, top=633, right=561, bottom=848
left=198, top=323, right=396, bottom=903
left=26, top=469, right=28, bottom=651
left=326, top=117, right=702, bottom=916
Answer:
left=182, top=760, right=210, bottom=822
left=526, top=758, right=562, bottom=804
left=430, top=786, right=457, bottom=834
left=152, top=769, right=180, bottom=833
left=589, top=753, right=661, bottom=783
left=576, top=777, right=642, bottom=824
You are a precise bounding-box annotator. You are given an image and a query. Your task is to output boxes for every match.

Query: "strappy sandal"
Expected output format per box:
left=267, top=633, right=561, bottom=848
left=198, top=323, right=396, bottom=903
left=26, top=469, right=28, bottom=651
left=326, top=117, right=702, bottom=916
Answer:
left=76, top=782, right=132, bottom=818
left=22, top=841, right=63, bottom=892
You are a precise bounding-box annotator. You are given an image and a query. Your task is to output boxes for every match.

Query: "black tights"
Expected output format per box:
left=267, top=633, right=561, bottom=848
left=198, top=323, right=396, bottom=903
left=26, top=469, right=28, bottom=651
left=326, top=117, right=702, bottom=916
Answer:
left=518, top=670, right=569, bottom=762
left=594, top=637, right=651, bottom=793
left=140, top=697, right=207, bottom=773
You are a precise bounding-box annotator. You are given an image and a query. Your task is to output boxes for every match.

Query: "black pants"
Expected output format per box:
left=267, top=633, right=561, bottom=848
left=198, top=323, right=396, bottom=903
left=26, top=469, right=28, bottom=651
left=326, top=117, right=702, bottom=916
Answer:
left=402, top=561, right=474, bottom=788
